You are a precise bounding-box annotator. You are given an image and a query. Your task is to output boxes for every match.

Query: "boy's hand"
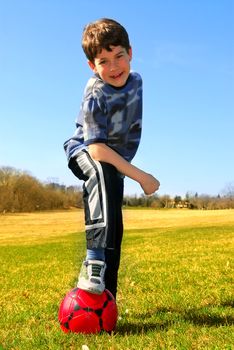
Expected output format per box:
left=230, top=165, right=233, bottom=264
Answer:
left=140, top=173, right=160, bottom=195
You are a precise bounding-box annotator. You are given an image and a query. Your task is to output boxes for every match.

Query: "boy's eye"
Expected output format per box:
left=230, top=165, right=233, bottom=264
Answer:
left=99, top=60, right=106, bottom=65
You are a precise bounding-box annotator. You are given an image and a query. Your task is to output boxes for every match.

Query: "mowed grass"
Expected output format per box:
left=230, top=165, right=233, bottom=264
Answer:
left=0, top=209, right=233, bottom=350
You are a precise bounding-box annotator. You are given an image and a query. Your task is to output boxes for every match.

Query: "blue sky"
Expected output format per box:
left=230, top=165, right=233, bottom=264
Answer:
left=0, top=0, right=233, bottom=197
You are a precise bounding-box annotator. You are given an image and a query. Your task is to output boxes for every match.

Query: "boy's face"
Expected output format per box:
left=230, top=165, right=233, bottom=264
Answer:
left=88, top=45, right=132, bottom=87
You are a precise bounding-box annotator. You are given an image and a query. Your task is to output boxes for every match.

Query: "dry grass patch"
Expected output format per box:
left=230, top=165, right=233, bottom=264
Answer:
left=1, top=208, right=234, bottom=245
left=123, top=208, right=234, bottom=230
left=0, top=209, right=84, bottom=245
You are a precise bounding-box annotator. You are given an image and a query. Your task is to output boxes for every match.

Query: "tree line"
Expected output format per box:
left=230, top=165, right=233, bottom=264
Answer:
left=0, top=167, right=82, bottom=212
left=124, top=191, right=234, bottom=210
left=0, top=166, right=233, bottom=213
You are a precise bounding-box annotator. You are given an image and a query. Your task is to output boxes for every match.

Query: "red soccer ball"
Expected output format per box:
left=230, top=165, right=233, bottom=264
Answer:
left=58, top=288, right=118, bottom=334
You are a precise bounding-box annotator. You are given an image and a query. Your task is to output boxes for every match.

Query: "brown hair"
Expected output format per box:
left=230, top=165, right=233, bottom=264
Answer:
left=82, top=18, right=131, bottom=63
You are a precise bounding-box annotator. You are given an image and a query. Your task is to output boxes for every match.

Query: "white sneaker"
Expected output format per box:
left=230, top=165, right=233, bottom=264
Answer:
left=77, top=260, right=106, bottom=295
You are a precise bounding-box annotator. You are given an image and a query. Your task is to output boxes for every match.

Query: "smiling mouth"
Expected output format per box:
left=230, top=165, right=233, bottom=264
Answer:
left=110, top=72, right=123, bottom=79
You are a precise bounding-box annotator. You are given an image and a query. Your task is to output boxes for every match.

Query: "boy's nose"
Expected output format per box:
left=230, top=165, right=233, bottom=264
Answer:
left=110, top=60, right=118, bottom=71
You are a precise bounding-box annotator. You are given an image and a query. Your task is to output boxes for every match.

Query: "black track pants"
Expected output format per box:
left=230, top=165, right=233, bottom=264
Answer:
left=68, top=150, right=124, bottom=297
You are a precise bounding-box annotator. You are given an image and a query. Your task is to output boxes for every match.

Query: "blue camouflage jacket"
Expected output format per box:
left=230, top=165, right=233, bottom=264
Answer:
left=64, top=71, right=142, bottom=163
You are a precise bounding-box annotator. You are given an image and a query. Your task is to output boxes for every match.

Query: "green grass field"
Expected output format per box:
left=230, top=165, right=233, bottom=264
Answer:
left=0, top=209, right=233, bottom=350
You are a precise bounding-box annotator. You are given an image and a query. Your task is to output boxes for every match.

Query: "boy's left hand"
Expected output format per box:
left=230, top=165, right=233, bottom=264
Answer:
left=140, top=173, right=160, bottom=195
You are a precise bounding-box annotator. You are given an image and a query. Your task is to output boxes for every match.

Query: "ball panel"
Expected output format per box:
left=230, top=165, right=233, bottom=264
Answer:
left=69, top=310, right=100, bottom=334
left=101, top=290, right=118, bottom=332
left=76, top=289, right=105, bottom=310
left=58, top=288, right=78, bottom=326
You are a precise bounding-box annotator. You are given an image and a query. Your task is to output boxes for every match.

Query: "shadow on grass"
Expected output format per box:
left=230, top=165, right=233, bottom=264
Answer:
left=116, top=301, right=234, bottom=335
left=182, top=308, right=234, bottom=327
left=117, top=319, right=171, bottom=335
left=116, top=314, right=171, bottom=335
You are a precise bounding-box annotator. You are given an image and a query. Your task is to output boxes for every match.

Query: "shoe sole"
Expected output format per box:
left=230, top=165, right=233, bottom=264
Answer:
left=77, top=281, right=104, bottom=295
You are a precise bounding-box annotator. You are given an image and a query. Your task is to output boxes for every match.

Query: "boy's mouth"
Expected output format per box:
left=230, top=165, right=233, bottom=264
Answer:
left=110, top=72, right=124, bottom=80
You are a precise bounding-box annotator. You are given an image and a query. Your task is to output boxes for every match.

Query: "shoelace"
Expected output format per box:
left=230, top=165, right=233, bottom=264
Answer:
left=91, top=264, right=102, bottom=277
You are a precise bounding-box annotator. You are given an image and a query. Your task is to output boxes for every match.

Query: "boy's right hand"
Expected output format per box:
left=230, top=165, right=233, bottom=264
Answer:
left=140, top=173, right=160, bottom=195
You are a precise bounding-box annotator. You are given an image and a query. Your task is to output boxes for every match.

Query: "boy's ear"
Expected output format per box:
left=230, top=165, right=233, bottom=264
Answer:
left=128, top=47, right=132, bottom=61
left=88, top=60, right=97, bottom=73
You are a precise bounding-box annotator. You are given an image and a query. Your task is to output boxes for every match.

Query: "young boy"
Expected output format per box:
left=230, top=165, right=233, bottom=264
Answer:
left=64, top=18, right=160, bottom=299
